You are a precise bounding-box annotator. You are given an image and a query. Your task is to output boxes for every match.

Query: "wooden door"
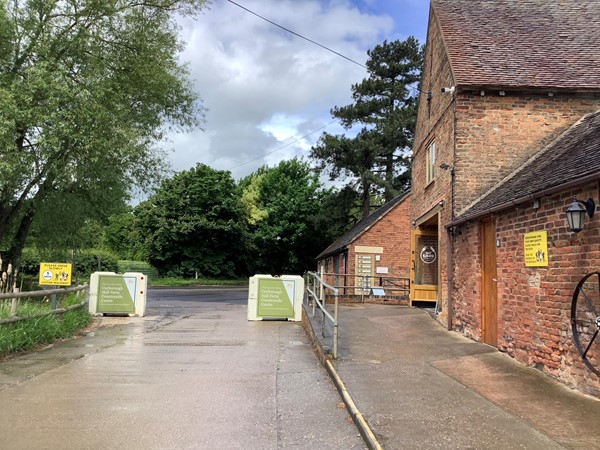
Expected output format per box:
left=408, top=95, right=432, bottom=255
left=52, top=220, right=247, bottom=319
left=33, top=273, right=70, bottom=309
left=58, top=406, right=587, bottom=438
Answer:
left=410, top=229, right=439, bottom=305
left=481, top=218, right=498, bottom=346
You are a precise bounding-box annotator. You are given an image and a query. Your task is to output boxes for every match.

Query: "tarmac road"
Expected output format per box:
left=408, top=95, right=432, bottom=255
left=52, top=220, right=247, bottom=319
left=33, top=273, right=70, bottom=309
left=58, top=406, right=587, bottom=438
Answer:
left=0, top=287, right=365, bottom=450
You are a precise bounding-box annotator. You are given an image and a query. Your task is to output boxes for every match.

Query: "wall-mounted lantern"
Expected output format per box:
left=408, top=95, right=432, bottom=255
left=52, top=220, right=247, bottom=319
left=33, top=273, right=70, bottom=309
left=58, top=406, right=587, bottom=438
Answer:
left=566, top=197, right=595, bottom=232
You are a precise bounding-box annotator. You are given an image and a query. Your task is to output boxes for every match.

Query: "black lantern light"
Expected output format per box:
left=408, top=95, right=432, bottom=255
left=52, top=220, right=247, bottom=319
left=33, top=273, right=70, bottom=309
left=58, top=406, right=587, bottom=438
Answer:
left=566, top=197, right=595, bottom=233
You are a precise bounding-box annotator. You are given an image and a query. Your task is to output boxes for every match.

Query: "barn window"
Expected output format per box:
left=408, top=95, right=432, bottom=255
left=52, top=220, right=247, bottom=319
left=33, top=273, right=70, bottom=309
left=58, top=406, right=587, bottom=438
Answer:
left=426, top=140, right=436, bottom=184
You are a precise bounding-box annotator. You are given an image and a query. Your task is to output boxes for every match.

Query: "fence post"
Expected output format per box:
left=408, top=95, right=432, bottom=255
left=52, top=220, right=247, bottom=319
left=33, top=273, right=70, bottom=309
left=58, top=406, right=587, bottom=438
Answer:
left=50, top=286, right=57, bottom=311
left=10, top=288, right=19, bottom=317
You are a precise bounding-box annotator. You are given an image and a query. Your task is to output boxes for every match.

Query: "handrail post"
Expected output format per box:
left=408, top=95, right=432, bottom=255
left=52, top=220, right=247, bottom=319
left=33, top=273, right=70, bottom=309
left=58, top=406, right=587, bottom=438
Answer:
left=333, top=289, right=339, bottom=359
left=305, top=271, right=341, bottom=359
left=321, top=287, right=326, bottom=338
left=320, top=266, right=326, bottom=337
left=312, top=274, right=316, bottom=316
left=361, top=275, right=365, bottom=303
left=319, top=265, right=325, bottom=303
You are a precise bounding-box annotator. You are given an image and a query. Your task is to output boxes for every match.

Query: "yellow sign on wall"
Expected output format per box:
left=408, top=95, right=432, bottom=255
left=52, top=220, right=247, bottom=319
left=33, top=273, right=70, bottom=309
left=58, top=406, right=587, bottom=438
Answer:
left=39, top=262, right=72, bottom=286
left=524, top=231, right=548, bottom=267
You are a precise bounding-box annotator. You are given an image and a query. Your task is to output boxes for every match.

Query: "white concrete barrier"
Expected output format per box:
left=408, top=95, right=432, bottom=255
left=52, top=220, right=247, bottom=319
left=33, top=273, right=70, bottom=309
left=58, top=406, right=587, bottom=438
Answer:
left=247, top=274, right=304, bottom=321
left=89, top=272, right=147, bottom=316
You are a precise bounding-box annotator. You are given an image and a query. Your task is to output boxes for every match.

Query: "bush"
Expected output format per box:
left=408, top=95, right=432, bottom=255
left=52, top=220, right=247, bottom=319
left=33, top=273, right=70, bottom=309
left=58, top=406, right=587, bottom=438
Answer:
left=14, top=275, right=39, bottom=292
left=20, top=248, right=42, bottom=276
left=74, top=250, right=119, bottom=277
left=20, top=248, right=70, bottom=276
left=117, top=260, right=159, bottom=279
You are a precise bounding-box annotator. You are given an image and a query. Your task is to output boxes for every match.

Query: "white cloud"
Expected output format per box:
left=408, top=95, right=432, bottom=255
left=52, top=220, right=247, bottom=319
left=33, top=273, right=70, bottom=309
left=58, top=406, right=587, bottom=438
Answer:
left=162, top=0, right=424, bottom=181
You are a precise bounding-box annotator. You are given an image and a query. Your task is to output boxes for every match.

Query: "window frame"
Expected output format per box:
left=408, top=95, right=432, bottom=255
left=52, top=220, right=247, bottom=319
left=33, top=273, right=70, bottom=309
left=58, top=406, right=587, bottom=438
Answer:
left=426, top=140, right=436, bottom=184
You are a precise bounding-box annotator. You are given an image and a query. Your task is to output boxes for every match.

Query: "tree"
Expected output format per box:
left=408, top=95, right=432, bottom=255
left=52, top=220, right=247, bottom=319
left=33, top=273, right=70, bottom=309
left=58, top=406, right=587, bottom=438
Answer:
left=0, top=0, right=207, bottom=266
left=240, top=159, right=332, bottom=275
left=135, top=164, right=248, bottom=278
left=314, top=186, right=362, bottom=240
left=311, top=129, right=380, bottom=219
left=311, top=38, right=423, bottom=218
left=26, top=184, right=130, bottom=253
left=102, top=209, right=147, bottom=261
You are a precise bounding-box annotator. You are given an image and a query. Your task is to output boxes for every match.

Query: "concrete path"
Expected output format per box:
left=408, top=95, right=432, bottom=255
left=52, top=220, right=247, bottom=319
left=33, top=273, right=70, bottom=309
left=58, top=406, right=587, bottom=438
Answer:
left=306, top=304, right=600, bottom=450
left=0, top=292, right=364, bottom=449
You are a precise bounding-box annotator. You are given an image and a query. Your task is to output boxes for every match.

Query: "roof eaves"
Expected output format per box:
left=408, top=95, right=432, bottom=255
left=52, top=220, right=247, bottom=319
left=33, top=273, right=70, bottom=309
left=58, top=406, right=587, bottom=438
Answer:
left=448, top=171, right=600, bottom=228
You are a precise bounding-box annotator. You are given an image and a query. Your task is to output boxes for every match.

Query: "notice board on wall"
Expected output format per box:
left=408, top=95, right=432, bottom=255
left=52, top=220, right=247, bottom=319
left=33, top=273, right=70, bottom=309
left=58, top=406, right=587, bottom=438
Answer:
left=524, top=231, right=548, bottom=267
left=355, top=254, right=374, bottom=295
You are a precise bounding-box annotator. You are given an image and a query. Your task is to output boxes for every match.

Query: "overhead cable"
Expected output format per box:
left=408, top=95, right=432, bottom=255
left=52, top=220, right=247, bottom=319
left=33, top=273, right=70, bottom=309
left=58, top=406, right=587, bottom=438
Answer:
left=227, top=119, right=338, bottom=171
left=225, top=0, right=367, bottom=69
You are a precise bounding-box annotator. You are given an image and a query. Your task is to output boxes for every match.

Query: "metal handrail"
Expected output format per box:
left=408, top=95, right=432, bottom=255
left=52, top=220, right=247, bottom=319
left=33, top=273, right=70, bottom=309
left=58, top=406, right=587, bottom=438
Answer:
left=320, top=272, right=410, bottom=296
left=305, top=270, right=339, bottom=358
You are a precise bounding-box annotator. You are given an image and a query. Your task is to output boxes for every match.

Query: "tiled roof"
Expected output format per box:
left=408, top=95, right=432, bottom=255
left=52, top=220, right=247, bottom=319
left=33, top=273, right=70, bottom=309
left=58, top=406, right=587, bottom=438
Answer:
left=452, top=110, right=600, bottom=226
left=432, top=0, right=600, bottom=90
left=316, top=191, right=411, bottom=260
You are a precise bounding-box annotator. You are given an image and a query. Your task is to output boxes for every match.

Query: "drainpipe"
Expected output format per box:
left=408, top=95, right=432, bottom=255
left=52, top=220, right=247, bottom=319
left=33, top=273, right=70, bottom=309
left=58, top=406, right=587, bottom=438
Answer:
left=446, top=226, right=453, bottom=331
left=447, top=97, right=458, bottom=331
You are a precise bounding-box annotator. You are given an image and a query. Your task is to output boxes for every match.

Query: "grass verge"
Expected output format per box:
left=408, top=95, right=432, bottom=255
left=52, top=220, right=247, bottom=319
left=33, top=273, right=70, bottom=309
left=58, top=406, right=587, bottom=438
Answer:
left=0, top=293, right=91, bottom=357
left=0, top=292, right=85, bottom=319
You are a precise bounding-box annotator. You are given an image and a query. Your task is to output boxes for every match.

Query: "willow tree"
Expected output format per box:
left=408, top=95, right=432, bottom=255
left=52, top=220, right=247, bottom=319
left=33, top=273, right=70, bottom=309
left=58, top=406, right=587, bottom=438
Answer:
left=0, top=0, right=207, bottom=264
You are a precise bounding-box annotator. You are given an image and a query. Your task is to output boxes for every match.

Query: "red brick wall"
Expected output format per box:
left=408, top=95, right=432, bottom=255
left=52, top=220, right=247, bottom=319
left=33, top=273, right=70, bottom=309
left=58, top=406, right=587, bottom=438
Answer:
left=451, top=220, right=483, bottom=340
left=411, top=7, right=600, bottom=330
left=454, top=94, right=600, bottom=212
left=351, top=195, right=411, bottom=279
left=413, top=8, right=456, bottom=221
left=411, top=9, right=457, bottom=324
left=318, top=196, right=411, bottom=294
left=452, top=182, right=600, bottom=397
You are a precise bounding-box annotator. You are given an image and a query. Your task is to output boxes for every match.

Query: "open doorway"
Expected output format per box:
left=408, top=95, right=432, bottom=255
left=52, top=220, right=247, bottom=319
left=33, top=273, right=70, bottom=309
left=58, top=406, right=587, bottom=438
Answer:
left=410, top=222, right=439, bottom=307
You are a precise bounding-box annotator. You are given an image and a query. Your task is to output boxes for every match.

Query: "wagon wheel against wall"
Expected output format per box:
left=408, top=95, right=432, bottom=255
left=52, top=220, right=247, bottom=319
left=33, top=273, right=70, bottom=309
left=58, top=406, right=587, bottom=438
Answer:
left=571, top=272, right=600, bottom=376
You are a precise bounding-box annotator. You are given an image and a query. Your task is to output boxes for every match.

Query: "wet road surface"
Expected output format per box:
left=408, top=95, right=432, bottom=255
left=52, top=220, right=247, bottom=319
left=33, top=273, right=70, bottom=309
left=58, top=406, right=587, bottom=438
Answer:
left=0, top=287, right=364, bottom=449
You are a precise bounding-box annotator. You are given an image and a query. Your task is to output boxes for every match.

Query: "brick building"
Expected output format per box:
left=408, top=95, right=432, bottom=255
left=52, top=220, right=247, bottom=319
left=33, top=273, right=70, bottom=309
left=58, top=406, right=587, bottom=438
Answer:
left=412, top=0, right=600, bottom=395
left=316, top=192, right=411, bottom=301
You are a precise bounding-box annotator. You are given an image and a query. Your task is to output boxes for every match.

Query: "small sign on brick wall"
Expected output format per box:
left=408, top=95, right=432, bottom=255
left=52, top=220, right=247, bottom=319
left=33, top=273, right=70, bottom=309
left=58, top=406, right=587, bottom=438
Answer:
left=524, top=231, right=548, bottom=267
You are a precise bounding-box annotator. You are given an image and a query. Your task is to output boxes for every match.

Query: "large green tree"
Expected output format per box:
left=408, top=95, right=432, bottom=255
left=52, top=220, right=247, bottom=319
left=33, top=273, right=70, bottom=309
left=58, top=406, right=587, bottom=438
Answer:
left=240, top=159, right=333, bottom=275
left=102, top=208, right=147, bottom=261
left=135, top=164, right=248, bottom=278
left=311, top=38, right=423, bottom=218
left=0, top=0, right=207, bottom=265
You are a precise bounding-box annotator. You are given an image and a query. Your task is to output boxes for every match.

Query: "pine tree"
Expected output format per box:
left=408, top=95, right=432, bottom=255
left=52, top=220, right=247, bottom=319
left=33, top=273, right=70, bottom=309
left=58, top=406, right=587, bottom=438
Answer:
left=311, top=38, right=423, bottom=217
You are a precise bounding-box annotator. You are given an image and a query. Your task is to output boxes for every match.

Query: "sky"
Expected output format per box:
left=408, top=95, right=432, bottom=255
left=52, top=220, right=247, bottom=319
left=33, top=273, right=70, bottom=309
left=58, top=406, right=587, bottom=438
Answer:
left=167, top=0, right=430, bottom=181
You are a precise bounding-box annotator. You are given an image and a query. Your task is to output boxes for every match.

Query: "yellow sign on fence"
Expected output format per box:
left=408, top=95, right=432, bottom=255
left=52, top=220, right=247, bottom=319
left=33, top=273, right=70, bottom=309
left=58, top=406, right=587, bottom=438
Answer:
left=524, top=231, right=548, bottom=267
left=39, top=262, right=72, bottom=286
